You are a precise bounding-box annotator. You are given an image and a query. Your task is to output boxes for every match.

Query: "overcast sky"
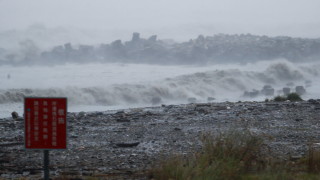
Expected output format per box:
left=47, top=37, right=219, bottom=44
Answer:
left=0, top=0, right=320, bottom=39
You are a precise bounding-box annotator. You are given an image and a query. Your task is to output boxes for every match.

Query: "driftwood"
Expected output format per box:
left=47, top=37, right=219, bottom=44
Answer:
left=115, top=142, right=139, bottom=148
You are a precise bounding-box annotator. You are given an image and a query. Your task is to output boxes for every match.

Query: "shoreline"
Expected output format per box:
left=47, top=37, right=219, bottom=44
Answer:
left=1, top=100, right=320, bottom=179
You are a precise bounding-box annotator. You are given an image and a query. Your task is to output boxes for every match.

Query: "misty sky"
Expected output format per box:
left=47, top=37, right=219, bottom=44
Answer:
left=1, top=0, right=320, bottom=39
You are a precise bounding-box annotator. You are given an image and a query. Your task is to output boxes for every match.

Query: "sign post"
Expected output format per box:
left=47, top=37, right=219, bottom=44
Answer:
left=44, top=150, right=49, bottom=180
left=24, top=97, right=67, bottom=180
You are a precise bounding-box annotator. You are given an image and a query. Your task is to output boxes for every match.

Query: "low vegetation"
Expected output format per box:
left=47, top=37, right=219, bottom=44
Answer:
left=150, top=131, right=320, bottom=180
left=287, top=93, right=303, bottom=101
left=273, top=93, right=303, bottom=102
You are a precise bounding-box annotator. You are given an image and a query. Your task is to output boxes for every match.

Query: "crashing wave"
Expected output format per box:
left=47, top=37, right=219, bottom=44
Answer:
left=0, top=61, right=318, bottom=105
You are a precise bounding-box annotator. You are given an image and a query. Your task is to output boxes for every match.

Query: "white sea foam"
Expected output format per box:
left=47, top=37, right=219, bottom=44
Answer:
left=0, top=60, right=319, bottom=118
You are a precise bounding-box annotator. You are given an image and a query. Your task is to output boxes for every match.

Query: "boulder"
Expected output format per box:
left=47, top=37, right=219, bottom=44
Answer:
left=115, top=142, right=140, bottom=148
left=11, top=111, right=18, bottom=119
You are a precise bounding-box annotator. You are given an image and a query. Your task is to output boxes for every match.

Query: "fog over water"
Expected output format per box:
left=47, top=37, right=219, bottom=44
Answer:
left=0, top=0, right=319, bottom=117
left=0, top=60, right=319, bottom=118
left=1, top=0, right=320, bottom=50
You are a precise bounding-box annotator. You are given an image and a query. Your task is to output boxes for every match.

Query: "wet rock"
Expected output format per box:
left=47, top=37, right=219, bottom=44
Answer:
left=22, top=171, right=30, bottom=176
left=196, top=103, right=212, bottom=107
left=94, top=112, right=104, bottom=116
left=78, top=111, right=86, bottom=118
left=1, top=100, right=320, bottom=179
left=308, top=99, right=319, bottom=104
left=115, top=110, right=125, bottom=115
left=11, top=111, right=18, bottom=119
left=70, top=134, right=79, bottom=138
left=116, top=118, right=130, bottom=122
left=194, top=107, right=209, bottom=114
left=1, top=174, right=11, bottom=179
left=213, top=106, right=228, bottom=111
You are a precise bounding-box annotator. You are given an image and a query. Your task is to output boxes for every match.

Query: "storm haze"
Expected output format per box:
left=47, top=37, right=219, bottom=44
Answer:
left=0, top=0, right=320, bottom=117
left=2, top=1, right=320, bottom=179
left=1, top=0, right=320, bottom=40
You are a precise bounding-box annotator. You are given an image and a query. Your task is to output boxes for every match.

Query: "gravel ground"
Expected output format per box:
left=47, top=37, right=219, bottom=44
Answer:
left=1, top=100, right=320, bottom=179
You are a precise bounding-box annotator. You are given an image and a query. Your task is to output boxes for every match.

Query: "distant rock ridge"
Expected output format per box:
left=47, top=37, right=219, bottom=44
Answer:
left=1, top=33, right=320, bottom=66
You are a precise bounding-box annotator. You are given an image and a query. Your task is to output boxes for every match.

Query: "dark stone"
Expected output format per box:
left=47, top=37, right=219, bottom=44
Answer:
left=11, top=111, right=18, bottom=119
left=116, top=118, right=130, bottom=122
left=308, top=99, right=319, bottom=104
left=71, top=135, right=79, bottom=138
left=115, top=110, right=125, bottom=115
left=78, top=111, right=86, bottom=117
left=95, top=112, right=103, bottom=116
left=174, top=127, right=182, bottom=131
left=115, top=142, right=140, bottom=148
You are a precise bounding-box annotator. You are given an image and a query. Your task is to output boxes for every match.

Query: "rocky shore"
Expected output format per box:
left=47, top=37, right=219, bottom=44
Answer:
left=1, top=100, right=320, bottom=179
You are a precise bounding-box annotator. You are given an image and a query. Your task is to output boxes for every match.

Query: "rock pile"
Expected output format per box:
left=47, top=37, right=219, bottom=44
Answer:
left=1, top=100, right=320, bottom=179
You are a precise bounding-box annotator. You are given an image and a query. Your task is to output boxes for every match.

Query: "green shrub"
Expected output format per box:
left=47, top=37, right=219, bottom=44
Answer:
left=273, top=93, right=303, bottom=102
left=308, top=144, right=320, bottom=173
left=274, top=96, right=287, bottom=102
left=287, top=93, right=303, bottom=101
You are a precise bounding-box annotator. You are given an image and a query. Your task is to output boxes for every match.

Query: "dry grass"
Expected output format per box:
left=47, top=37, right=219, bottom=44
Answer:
left=308, top=143, right=320, bottom=173
left=150, top=131, right=320, bottom=180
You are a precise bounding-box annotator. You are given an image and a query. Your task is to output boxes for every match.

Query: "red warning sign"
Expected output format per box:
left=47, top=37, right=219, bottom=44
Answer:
left=24, top=97, right=67, bottom=149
